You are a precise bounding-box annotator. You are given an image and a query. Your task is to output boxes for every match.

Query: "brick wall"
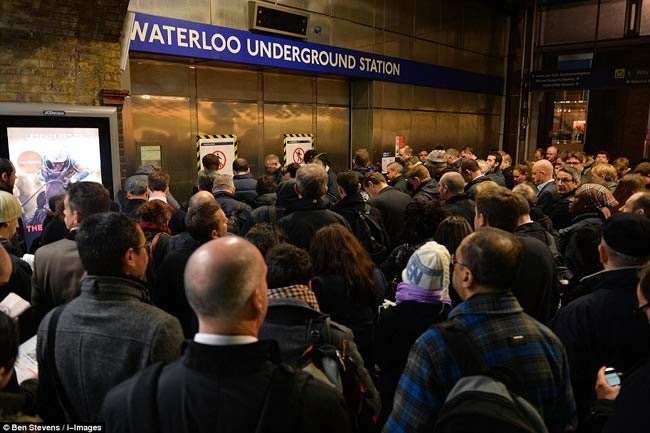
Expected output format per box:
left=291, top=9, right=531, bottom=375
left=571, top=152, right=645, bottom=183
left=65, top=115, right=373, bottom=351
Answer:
left=0, top=0, right=129, bottom=105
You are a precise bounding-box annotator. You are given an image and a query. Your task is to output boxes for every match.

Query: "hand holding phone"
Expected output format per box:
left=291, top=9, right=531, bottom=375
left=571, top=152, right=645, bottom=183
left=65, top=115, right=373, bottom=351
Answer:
left=604, top=367, right=620, bottom=387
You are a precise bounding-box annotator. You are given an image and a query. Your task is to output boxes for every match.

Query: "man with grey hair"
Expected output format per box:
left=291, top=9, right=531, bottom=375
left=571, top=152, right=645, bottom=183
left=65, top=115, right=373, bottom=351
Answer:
left=122, top=176, right=148, bottom=217
left=101, top=237, right=352, bottom=433
left=439, top=171, right=474, bottom=226
left=277, top=163, right=350, bottom=249
left=213, top=173, right=252, bottom=236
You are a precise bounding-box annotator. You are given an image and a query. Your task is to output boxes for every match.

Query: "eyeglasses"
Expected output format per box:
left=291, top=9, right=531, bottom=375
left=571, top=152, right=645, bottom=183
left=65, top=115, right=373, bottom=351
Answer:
left=130, top=243, right=147, bottom=252
left=452, top=257, right=468, bottom=269
left=565, top=161, right=581, bottom=166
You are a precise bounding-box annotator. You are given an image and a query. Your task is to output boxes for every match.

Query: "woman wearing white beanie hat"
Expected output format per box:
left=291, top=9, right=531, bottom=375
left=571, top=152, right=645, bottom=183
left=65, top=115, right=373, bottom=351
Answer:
left=375, top=240, right=452, bottom=424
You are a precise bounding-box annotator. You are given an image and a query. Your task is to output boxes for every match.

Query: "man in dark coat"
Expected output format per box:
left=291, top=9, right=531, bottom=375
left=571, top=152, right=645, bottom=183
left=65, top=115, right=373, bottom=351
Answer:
left=154, top=193, right=228, bottom=337
left=333, top=170, right=384, bottom=236
left=405, top=165, right=440, bottom=204
left=475, top=187, right=559, bottom=323
left=101, top=237, right=352, bottom=433
left=232, top=158, right=258, bottom=206
left=365, top=172, right=411, bottom=249
left=213, top=174, right=253, bottom=236
left=533, top=159, right=561, bottom=215
left=277, top=164, right=350, bottom=250
left=552, top=213, right=650, bottom=421
left=460, top=158, right=492, bottom=200
left=439, top=171, right=475, bottom=226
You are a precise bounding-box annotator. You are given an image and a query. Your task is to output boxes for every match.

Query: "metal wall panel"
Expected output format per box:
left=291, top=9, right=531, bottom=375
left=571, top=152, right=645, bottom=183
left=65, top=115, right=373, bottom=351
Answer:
left=197, top=100, right=260, bottom=170
left=437, top=112, right=459, bottom=147
left=378, top=32, right=414, bottom=60
left=130, top=95, right=195, bottom=198
left=279, top=0, right=332, bottom=15
left=130, top=60, right=191, bottom=97
left=263, top=104, right=313, bottom=159
left=316, top=106, right=350, bottom=172
left=414, top=0, right=442, bottom=42
left=412, top=85, right=437, bottom=111
left=458, top=114, right=478, bottom=148
left=330, top=18, right=375, bottom=51
left=413, top=39, right=440, bottom=65
left=196, top=66, right=259, bottom=101
left=459, top=90, right=479, bottom=114
left=383, top=0, right=414, bottom=35
left=378, top=109, right=413, bottom=150
left=264, top=73, right=313, bottom=103
left=411, top=111, right=438, bottom=148
left=211, top=0, right=249, bottom=29
left=331, top=0, right=375, bottom=27
left=376, top=82, right=413, bottom=110
left=441, top=0, right=462, bottom=46
left=317, top=77, right=349, bottom=105
left=597, top=0, right=626, bottom=40
left=352, top=108, right=372, bottom=150
left=541, top=2, right=598, bottom=45
left=352, top=81, right=373, bottom=109
left=459, top=51, right=489, bottom=75
left=438, top=89, right=459, bottom=112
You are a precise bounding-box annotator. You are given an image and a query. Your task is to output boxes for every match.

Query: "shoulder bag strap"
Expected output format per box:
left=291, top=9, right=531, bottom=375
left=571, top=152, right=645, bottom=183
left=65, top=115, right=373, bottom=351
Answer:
left=254, top=365, right=303, bottom=433
left=47, top=305, right=78, bottom=422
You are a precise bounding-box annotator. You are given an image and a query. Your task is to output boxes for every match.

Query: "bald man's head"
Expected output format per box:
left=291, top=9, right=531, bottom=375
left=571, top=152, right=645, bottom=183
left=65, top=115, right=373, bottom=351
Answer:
left=188, top=190, right=216, bottom=209
left=532, top=160, right=554, bottom=185
left=185, top=237, right=267, bottom=327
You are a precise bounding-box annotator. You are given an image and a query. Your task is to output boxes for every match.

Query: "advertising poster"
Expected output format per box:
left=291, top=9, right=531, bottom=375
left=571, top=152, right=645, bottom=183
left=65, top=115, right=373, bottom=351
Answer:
left=283, top=134, right=313, bottom=166
left=197, top=134, right=237, bottom=176
left=7, top=127, right=103, bottom=249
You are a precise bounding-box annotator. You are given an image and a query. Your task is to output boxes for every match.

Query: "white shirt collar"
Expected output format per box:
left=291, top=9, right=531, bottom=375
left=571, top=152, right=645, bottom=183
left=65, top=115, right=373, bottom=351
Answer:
left=193, top=334, right=258, bottom=346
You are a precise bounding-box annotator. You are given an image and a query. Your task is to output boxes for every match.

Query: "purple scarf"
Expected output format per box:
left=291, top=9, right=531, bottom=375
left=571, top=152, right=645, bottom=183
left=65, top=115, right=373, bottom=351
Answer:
left=395, top=282, right=452, bottom=306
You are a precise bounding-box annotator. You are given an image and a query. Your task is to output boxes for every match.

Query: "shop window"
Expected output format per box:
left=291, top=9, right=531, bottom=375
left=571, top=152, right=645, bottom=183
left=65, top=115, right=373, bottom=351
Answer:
left=552, top=90, right=589, bottom=152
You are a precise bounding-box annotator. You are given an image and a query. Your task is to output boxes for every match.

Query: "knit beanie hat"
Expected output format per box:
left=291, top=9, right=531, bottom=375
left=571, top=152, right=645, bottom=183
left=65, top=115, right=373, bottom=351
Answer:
left=402, top=241, right=451, bottom=291
left=602, top=213, right=650, bottom=257
left=0, top=191, right=22, bottom=223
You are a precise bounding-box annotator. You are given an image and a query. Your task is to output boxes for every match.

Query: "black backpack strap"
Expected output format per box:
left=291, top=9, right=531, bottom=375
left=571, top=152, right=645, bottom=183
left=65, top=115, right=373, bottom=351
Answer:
left=46, top=305, right=78, bottom=421
left=128, top=361, right=166, bottom=433
left=305, top=314, right=332, bottom=347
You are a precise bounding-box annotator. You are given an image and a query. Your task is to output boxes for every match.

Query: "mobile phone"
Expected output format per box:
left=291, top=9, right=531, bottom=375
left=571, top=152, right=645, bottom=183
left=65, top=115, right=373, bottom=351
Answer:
left=604, top=367, right=620, bottom=387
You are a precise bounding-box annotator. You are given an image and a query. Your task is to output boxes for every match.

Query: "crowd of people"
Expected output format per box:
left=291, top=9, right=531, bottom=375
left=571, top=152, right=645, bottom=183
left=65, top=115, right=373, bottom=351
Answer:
left=0, top=144, right=649, bottom=432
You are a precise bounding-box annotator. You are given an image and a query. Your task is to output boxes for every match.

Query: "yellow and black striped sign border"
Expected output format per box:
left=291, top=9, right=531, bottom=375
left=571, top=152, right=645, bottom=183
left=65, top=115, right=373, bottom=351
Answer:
left=283, top=134, right=314, bottom=164
left=195, top=134, right=238, bottom=172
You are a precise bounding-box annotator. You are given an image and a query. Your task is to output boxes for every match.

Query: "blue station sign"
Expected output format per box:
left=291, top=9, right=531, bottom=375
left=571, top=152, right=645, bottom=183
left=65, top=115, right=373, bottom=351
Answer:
left=130, top=13, right=503, bottom=95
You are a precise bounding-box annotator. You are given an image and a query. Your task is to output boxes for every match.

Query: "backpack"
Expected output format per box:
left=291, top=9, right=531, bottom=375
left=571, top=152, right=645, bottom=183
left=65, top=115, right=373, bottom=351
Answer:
left=354, top=203, right=391, bottom=264
left=433, top=322, right=549, bottom=433
left=227, top=201, right=248, bottom=235
left=295, top=315, right=374, bottom=428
